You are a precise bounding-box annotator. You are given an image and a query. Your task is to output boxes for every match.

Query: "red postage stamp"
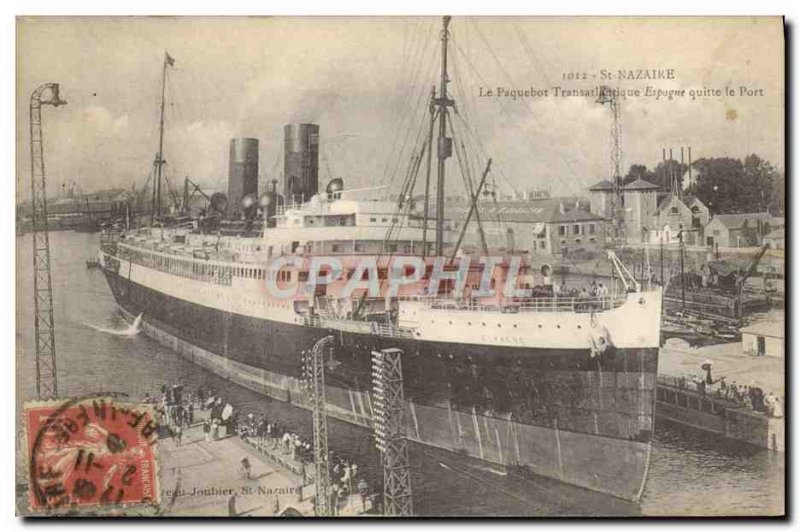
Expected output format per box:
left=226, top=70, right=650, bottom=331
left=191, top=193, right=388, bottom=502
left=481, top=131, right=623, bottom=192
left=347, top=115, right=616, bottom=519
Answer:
left=24, top=397, right=160, bottom=512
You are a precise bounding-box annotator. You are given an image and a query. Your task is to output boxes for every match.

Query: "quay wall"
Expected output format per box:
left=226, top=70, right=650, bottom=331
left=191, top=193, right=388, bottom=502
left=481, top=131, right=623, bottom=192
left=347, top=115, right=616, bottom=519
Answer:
left=655, top=383, right=783, bottom=452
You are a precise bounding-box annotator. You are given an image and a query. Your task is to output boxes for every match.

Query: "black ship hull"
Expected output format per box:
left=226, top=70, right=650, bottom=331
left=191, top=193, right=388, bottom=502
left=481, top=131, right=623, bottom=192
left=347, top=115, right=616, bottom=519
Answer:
left=102, top=268, right=658, bottom=502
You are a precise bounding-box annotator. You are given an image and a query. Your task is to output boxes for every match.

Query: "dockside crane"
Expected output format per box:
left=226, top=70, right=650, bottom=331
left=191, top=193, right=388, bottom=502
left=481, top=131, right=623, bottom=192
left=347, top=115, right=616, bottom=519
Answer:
left=29, top=83, right=66, bottom=399
left=734, top=243, right=770, bottom=325
left=596, top=86, right=626, bottom=246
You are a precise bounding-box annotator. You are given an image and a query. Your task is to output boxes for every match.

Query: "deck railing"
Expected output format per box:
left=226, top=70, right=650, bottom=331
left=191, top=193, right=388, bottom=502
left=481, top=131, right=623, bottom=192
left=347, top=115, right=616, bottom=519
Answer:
left=397, top=294, right=629, bottom=314
left=301, top=314, right=415, bottom=339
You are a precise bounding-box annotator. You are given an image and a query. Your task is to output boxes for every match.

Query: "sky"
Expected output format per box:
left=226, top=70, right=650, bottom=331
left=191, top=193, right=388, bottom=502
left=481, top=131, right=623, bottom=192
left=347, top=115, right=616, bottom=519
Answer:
left=16, top=16, right=784, bottom=202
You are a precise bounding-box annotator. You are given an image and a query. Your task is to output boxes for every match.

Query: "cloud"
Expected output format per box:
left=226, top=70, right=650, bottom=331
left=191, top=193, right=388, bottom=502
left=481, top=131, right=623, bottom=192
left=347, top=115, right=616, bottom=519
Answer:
left=16, top=17, right=784, bottom=201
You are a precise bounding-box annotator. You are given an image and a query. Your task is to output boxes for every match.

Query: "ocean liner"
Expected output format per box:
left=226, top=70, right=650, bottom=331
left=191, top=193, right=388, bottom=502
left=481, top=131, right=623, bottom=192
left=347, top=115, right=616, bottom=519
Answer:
left=98, top=17, right=662, bottom=502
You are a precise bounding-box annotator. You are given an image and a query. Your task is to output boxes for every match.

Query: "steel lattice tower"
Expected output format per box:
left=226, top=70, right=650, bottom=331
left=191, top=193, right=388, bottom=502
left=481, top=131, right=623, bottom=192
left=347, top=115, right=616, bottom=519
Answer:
left=596, top=85, right=626, bottom=246
left=302, top=336, right=333, bottom=516
left=371, top=348, right=413, bottom=516
left=29, top=83, right=66, bottom=400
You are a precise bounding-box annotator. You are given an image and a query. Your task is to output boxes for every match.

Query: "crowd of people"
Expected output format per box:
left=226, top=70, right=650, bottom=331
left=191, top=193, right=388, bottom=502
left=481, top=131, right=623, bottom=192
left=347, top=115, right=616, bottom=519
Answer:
left=675, top=371, right=784, bottom=419
left=144, top=384, right=239, bottom=446
left=554, top=279, right=611, bottom=299
left=144, top=384, right=375, bottom=513
left=234, top=410, right=373, bottom=514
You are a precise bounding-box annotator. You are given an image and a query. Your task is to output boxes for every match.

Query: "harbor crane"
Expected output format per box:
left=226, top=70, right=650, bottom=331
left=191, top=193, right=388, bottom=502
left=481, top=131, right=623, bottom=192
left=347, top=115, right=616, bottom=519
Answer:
left=29, top=83, right=66, bottom=399
left=596, top=85, right=626, bottom=246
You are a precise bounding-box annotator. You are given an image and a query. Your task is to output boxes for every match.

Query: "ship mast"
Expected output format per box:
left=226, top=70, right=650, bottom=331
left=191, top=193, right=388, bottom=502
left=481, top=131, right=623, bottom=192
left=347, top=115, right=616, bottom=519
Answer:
left=434, top=16, right=454, bottom=257
left=153, top=52, right=174, bottom=221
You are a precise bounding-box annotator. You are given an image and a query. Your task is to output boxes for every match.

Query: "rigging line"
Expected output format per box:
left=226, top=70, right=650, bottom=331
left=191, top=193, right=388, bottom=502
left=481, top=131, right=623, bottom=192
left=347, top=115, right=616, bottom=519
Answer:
left=458, top=24, right=582, bottom=196
left=379, top=38, right=439, bottom=194
left=383, top=123, right=432, bottom=254
left=377, top=21, right=436, bottom=186
left=381, top=61, right=438, bottom=197
left=353, top=171, right=421, bottom=317
left=392, top=18, right=416, bottom=113
left=367, top=124, right=429, bottom=274
left=165, top=72, right=190, bottom=181
left=453, top=102, right=566, bottom=238
left=379, top=22, right=439, bottom=187
left=397, top=19, right=420, bottom=99
left=139, top=168, right=154, bottom=205
left=449, top=44, right=486, bottom=199
left=514, top=23, right=606, bottom=183
left=374, top=26, right=418, bottom=177
left=451, top=50, right=578, bottom=225
left=512, top=24, right=553, bottom=87
left=448, top=118, right=488, bottom=254
left=469, top=21, right=582, bottom=196
left=448, top=40, right=541, bottom=204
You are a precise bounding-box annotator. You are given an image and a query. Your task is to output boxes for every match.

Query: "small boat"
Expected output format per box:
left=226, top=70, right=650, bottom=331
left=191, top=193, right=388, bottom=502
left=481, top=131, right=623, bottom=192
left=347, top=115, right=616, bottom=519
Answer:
left=86, top=258, right=100, bottom=269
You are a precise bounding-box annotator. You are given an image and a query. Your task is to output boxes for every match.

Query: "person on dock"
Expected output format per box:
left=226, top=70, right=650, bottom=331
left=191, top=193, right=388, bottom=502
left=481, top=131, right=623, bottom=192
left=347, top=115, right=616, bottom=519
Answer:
left=750, top=386, right=766, bottom=412
left=174, top=425, right=183, bottom=447
left=240, top=456, right=252, bottom=480
left=747, top=386, right=758, bottom=411
left=330, top=484, right=340, bottom=516
left=188, top=402, right=194, bottom=425
left=228, top=494, right=238, bottom=517
left=272, top=494, right=280, bottom=515
left=203, top=419, right=211, bottom=442
left=358, top=478, right=369, bottom=512
left=282, top=432, right=291, bottom=454
left=197, top=387, right=205, bottom=409
left=695, top=377, right=706, bottom=397
left=701, top=360, right=714, bottom=385
left=257, top=416, right=267, bottom=445
left=767, top=394, right=783, bottom=418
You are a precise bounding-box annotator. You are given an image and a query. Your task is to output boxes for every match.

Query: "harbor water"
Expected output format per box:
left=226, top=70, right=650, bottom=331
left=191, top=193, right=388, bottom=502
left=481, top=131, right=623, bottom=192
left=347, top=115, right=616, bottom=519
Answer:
left=15, top=231, right=784, bottom=516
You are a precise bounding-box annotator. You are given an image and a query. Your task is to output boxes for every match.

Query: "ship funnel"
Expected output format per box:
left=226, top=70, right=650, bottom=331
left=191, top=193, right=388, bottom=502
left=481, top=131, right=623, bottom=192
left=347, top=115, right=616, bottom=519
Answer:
left=283, top=124, right=319, bottom=204
left=228, top=138, right=259, bottom=219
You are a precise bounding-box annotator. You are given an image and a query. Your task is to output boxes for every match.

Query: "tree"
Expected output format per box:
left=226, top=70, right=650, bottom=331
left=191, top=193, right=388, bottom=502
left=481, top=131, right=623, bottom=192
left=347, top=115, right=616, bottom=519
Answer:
left=623, top=160, right=688, bottom=190
left=686, top=155, right=783, bottom=214
left=743, top=154, right=783, bottom=214
left=623, top=164, right=652, bottom=185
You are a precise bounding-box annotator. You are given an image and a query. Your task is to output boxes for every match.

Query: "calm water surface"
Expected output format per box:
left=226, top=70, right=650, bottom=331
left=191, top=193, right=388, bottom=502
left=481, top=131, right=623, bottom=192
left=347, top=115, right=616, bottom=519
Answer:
left=15, top=231, right=784, bottom=516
